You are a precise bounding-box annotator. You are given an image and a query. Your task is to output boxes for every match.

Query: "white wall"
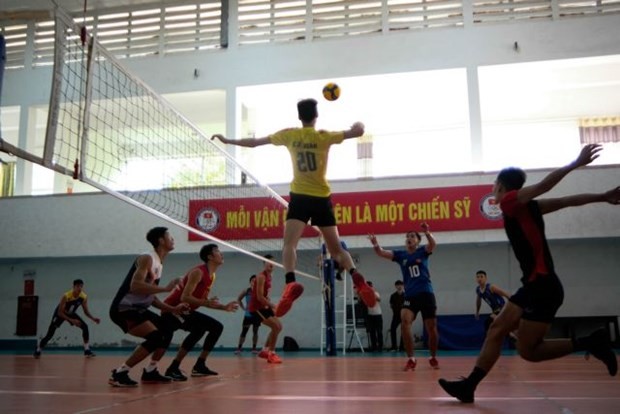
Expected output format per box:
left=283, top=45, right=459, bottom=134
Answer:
left=0, top=167, right=619, bottom=348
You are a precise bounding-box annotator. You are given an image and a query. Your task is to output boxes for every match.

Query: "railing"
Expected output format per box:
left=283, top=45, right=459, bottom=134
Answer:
left=1, top=0, right=619, bottom=69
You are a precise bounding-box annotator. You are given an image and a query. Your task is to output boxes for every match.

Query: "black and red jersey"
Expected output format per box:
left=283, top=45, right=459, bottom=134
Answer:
left=500, top=190, right=555, bottom=284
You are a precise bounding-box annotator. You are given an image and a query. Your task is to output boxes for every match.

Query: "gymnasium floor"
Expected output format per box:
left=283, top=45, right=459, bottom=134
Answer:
left=1, top=350, right=618, bottom=414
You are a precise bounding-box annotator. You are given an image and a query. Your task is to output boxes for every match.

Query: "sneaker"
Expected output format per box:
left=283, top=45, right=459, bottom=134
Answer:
left=438, top=378, right=475, bottom=403
left=191, top=364, right=218, bottom=377
left=267, top=352, right=283, bottom=364
left=165, top=366, right=188, bottom=382
left=351, top=272, right=377, bottom=308
left=257, top=349, right=269, bottom=359
left=584, top=328, right=618, bottom=376
left=403, top=358, right=417, bottom=371
left=429, top=357, right=439, bottom=369
left=84, top=349, right=96, bottom=358
left=251, top=348, right=259, bottom=354
left=33, top=350, right=41, bottom=359
left=274, top=282, right=304, bottom=317
left=141, top=368, right=172, bottom=383
left=234, top=348, right=242, bottom=355
left=108, top=369, right=138, bottom=387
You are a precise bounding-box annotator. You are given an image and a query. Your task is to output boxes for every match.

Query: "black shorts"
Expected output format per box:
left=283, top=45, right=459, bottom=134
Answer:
left=110, top=307, right=163, bottom=333
left=402, top=292, right=437, bottom=320
left=510, top=273, right=564, bottom=323
left=251, top=308, right=275, bottom=321
left=242, top=314, right=261, bottom=328
left=286, top=192, right=336, bottom=227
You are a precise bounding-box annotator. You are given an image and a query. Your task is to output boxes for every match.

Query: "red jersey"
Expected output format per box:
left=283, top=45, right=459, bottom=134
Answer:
left=248, top=271, right=271, bottom=313
left=164, top=264, right=215, bottom=310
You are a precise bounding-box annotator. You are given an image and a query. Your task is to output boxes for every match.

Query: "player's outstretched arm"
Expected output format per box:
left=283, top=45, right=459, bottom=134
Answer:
left=517, top=144, right=602, bottom=204
left=343, top=122, right=365, bottom=139
left=211, top=134, right=271, bottom=147
left=421, top=222, right=436, bottom=253
left=538, top=186, right=620, bottom=215
left=368, top=234, right=394, bottom=260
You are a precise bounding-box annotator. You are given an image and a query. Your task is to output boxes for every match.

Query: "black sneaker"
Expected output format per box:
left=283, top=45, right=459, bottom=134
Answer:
left=438, top=378, right=475, bottom=403
left=191, top=364, right=218, bottom=377
left=108, top=369, right=138, bottom=387
left=33, top=350, right=41, bottom=359
left=141, top=368, right=173, bottom=383
left=84, top=349, right=96, bottom=358
left=584, top=328, right=618, bottom=376
left=165, top=366, right=188, bottom=382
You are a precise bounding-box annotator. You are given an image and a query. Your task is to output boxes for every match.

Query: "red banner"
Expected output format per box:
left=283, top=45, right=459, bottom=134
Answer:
left=188, top=185, right=503, bottom=241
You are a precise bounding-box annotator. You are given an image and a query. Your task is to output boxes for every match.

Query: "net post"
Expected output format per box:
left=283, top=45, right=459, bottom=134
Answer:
left=322, top=244, right=337, bottom=356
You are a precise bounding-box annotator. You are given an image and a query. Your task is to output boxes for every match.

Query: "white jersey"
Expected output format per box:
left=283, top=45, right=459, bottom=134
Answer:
left=113, top=251, right=163, bottom=310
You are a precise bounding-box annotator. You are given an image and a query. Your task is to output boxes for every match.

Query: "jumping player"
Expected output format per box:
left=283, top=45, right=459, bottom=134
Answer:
left=211, top=98, right=376, bottom=314
left=108, top=227, right=187, bottom=387
left=368, top=222, right=439, bottom=370
left=34, top=279, right=100, bottom=358
left=439, top=144, right=619, bottom=403
left=160, top=243, right=238, bottom=381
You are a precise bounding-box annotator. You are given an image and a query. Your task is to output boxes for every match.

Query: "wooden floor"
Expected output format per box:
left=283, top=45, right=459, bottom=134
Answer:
left=0, top=351, right=618, bottom=414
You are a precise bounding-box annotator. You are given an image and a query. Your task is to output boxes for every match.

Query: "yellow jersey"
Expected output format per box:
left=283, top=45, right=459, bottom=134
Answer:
left=269, top=127, right=344, bottom=197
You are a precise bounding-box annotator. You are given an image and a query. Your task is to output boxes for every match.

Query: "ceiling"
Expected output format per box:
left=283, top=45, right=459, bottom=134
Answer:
left=1, top=0, right=166, bottom=19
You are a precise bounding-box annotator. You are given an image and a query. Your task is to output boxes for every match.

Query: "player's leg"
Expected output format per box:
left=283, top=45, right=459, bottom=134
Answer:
left=321, top=225, right=376, bottom=307
left=109, top=309, right=171, bottom=386
left=35, top=317, right=62, bottom=357
left=400, top=308, right=417, bottom=371
left=251, top=320, right=260, bottom=352
left=236, top=319, right=252, bottom=353
left=420, top=293, right=439, bottom=368
left=275, top=219, right=306, bottom=317
left=257, top=311, right=283, bottom=363
left=190, top=312, right=223, bottom=376
left=72, top=314, right=94, bottom=357
left=438, top=301, right=522, bottom=403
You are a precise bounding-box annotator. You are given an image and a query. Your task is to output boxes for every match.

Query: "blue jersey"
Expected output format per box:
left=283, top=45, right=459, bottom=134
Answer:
left=476, top=283, right=505, bottom=313
left=392, top=247, right=433, bottom=296
left=243, top=288, right=252, bottom=317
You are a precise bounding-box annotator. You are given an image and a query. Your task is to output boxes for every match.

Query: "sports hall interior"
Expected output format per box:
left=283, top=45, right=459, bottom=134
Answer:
left=0, top=1, right=619, bottom=413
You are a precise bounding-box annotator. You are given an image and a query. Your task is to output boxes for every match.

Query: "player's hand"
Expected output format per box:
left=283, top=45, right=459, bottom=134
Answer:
left=165, top=277, right=181, bottom=292
left=173, top=303, right=190, bottom=315
left=573, top=143, right=602, bottom=168
left=474, top=313, right=479, bottom=320
left=93, top=317, right=101, bottom=324
left=71, top=318, right=82, bottom=327
left=211, top=134, right=229, bottom=144
left=421, top=222, right=430, bottom=232
left=368, top=234, right=378, bottom=246
left=225, top=301, right=239, bottom=312
left=603, top=186, right=620, bottom=205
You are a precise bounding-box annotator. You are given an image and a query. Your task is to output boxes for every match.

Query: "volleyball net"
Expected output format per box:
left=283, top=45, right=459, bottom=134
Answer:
left=1, top=6, right=321, bottom=279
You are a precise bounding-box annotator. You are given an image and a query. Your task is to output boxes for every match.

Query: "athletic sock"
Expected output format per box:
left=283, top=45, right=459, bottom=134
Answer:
left=145, top=361, right=158, bottom=373
left=116, top=364, right=130, bottom=373
left=285, top=272, right=296, bottom=284
left=466, top=366, right=487, bottom=386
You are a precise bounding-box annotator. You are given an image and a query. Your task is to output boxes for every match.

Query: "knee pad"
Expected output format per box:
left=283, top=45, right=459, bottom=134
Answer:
left=141, top=330, right=165, bottom=352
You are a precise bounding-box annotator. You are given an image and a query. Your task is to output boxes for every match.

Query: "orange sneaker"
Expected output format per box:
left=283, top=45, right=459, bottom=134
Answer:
left=274, top=282, right=304, bottom=317
left=429, top=357, right=439, bottom=369
left=257, top=349, right=269, bottom=359
left=351, top=272, right=377, bottom=308
left=267, top=352, right=282, bottom=364
left=404, top=358, right=417, bottom=371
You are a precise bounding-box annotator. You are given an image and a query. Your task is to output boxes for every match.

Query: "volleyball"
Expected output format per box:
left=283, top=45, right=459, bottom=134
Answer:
left=322, top=82, right=341, bottom=101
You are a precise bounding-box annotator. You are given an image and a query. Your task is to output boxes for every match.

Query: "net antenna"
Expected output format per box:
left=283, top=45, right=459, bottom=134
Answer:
left=2, top=4, right=321, bottom=280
